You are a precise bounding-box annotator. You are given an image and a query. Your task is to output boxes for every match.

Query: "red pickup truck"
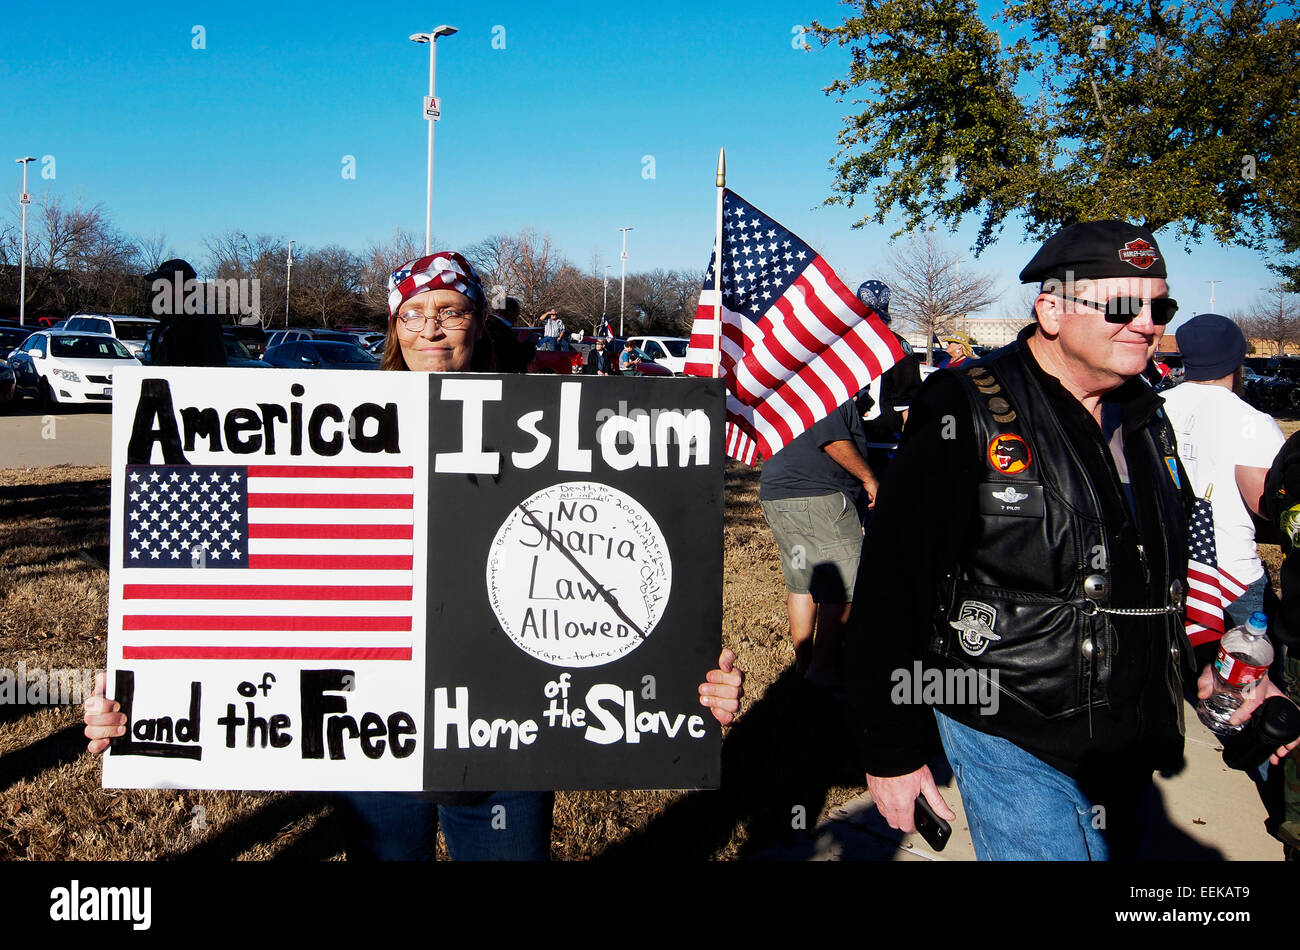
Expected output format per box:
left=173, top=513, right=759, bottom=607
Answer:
left=513, top=326, right=583, bottom=374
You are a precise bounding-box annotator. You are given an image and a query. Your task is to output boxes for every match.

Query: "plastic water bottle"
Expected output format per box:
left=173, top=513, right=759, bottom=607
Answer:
left=1197, top=611, right=1274, bottom=736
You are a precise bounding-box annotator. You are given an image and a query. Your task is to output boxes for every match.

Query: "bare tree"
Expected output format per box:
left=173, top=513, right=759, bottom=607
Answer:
left=134, top=232, right=173, bottom=276
left=465, top=229, right=584, bottom=324
left=1240, top=286, right=1300, bottom=356
left=883, top=232, right=1002, bottom=364
left=201, top=230, right=291, bottom=327
left=360, top=228, right=424, bottom=318
left=23, top=195, right=117, bottom=314
left=292, top=245, right=363, bottom=328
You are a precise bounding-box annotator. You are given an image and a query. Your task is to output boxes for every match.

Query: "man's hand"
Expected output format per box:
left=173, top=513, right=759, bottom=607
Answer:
left=866, top=765, right=954, bottom=833
left=1197, top=665, right=1300, bottom=765
left=83, top=672, right=126, bottom=756
left=863, top=474, right=880, bottom=510
left=698, top=648, right=744, bottom=725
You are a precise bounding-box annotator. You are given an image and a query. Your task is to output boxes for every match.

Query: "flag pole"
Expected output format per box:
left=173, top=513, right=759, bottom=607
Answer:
left=713, top=148, right=726, bottom=380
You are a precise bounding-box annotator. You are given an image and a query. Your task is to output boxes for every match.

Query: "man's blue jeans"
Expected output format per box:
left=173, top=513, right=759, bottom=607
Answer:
left=340, top=790, right=553, bottom=860
left=934, top=711, right=1154, bottom=860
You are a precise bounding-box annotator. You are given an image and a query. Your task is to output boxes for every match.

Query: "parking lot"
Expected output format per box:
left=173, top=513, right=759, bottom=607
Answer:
left=0, top=404, right=111, bottom=467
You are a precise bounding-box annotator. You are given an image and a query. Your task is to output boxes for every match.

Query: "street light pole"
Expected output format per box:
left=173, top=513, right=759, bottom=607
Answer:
left=602, top=265, right=610, bottom=315
left=618, top=226, right=633, bottom=336
left=411, top=25, right=457, bottom=256
left=15, top=157, right=35, bottom=326
left=285, top=240, right=294, bottom=329
left=1207, top=279, right=1222, bottom=311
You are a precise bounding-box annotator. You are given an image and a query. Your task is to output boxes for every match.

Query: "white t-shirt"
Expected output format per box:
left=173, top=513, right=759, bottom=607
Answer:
left=1161, top=382, right=1285, bottom=584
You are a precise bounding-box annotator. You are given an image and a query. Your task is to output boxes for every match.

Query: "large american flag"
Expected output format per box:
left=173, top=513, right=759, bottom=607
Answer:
left=118, top=464, right=414, bottom=662
left=1186, top=494, right=1248, bottom=647
left=683, top=189, right=903, bottom=464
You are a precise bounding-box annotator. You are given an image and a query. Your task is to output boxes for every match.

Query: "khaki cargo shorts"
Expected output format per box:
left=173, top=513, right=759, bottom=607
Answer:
left=759, top=491, right=864, bottom=602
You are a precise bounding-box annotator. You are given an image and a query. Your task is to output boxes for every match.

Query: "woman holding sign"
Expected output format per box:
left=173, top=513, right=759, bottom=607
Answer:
left=84, top=250, right=744, bottom=860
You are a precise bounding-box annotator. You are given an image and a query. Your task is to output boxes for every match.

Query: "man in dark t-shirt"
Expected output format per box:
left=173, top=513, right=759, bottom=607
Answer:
left=759, top=398, right=876, bottom=688
left=855, top=280, right=923, bottom=477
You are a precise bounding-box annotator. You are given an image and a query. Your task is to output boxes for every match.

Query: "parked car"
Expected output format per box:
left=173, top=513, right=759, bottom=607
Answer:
left=226, top=324, right=269, bottom=358
left=262, top=340, right=380, bottom=369
left=1241, top=357, right=1300, bottom=412
left=0, top=324, right=33, bottom=355
left=264, top=328, right=371, bottom=350
left=0, top=355, right=14, bottom=411
left=63, top=313, right=160, bottom=359
left=355, top=331, right=386, bottom=353
left=623, top=336, right=690, bottom=374
left=222, top=333, right=271, bottom=368
left=8, top=330, right=141, bottom=407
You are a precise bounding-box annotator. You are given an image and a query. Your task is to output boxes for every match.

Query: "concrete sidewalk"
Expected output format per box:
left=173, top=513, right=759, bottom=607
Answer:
left=753, top=710, right=1285, bottom=861
left=0, top=406, right=111, bottom=467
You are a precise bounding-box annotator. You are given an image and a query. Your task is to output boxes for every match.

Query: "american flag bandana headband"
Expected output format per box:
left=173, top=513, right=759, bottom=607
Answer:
left=387, top=251, right=485, bottom=317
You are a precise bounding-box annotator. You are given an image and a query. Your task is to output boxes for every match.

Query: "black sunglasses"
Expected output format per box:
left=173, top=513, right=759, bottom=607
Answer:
left=1051, top=292, right=1179, bottom=326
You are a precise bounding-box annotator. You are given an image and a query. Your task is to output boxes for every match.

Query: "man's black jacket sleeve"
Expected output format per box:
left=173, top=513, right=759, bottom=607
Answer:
left=843, top=371, right=980, bottom=776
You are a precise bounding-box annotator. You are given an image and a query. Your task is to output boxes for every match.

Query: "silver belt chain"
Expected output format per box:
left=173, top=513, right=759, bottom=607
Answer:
left=1080, top=601, right=1182, bottom=617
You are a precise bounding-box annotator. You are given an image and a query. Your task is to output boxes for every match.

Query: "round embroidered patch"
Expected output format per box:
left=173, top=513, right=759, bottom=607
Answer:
left=988, top=434, right=1031, bottom=474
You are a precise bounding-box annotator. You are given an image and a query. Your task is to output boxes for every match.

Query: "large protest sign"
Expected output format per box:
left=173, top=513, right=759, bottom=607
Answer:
left=103, top=367, right=724, bottom=791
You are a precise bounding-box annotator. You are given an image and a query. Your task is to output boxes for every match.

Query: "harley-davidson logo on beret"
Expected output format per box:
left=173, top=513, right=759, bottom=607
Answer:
left=1118, top=238, right=1159, bottom=270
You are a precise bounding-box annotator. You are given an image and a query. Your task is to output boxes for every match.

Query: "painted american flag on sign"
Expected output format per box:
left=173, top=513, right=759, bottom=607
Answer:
left=683, top=189, right=903, bottom=464
left=1186, top=494, right=1248, bottom=648
left=118, top=464, right=414, bottom=662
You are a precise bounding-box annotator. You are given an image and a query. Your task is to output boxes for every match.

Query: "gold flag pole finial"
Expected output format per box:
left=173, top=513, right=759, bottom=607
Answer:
left=717, top=148, right=726, bottom=188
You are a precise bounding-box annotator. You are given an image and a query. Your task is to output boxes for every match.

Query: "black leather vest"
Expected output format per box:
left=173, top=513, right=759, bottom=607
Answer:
left=927, top=343, right=1193, bottom=724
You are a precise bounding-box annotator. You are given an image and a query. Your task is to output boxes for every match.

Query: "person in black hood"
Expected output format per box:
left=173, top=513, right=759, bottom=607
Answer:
left=144, top=259, right=227, bottom=367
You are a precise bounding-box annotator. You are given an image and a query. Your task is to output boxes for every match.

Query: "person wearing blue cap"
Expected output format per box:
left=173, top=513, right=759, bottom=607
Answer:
left=846, top=219, right=1199, bottom=860
left=854, top=280, right=922, bottom=479
left=1161, top=314, right=1284, bottom=651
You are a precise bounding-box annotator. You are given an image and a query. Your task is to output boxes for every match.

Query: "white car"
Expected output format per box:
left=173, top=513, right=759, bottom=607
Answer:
left=64, top=313, right=160, bottom=359
left=624, top=336, right=690, bottom=374
left=8, top=330, right=141, bottom=407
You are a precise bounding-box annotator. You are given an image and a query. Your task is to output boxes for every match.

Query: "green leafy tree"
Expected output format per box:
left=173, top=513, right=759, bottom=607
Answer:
left=810, top=0, right=1300, bottom=260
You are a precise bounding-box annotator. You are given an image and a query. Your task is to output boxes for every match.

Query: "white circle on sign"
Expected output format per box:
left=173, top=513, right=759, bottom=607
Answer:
left=486, top=481, right=671, bottom=667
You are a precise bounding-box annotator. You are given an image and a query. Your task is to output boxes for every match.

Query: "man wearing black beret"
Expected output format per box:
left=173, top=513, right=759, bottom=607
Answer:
left=845, top=220, right=1198, bottom=859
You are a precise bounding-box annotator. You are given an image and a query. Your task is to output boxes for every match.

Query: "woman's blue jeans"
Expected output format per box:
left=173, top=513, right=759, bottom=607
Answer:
left=340, top=790, right=553, bottom=861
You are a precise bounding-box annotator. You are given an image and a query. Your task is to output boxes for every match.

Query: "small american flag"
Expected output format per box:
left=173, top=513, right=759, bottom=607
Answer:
left=683, top=189, right=903, bottom=464
left=1186, top=493, right=1248, bottom=647
left=119, top=464, right=414, bottom=662
left=597, top=315, right=614, bottom=342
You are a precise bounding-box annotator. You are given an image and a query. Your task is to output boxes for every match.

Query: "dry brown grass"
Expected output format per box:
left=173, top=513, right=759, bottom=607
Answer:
left=2, top=461, right=863, bottom=861
left=16, top=415, right=1292, bottom=862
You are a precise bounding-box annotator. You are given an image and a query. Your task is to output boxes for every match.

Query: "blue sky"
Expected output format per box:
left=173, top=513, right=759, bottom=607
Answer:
left=1, top=0, right=1289, bottom=325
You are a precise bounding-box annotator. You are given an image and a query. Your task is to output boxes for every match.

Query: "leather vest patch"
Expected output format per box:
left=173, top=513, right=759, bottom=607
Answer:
left=978, top=482, right=1045, bottom=517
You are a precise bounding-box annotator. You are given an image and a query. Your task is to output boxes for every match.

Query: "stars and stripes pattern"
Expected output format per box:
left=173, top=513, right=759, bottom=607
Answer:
left=597, top=314, right=614, bottom=342
left=683, top=189, right=903, bottom=464
left=1186, top=494, right=1249, bottom=647
left=119, top=464, right=414, bottom=662
left=387, top=250, right=484, bottom=316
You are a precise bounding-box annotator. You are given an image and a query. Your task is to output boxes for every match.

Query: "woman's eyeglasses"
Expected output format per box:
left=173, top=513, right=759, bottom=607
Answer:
left=396, top=308, right=475, bottom=331
left=1051, top=292, right=1179, bottom=326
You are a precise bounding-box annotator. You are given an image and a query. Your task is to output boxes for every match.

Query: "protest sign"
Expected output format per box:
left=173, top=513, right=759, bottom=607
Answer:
left=103, top=367, right=724, bottom=791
